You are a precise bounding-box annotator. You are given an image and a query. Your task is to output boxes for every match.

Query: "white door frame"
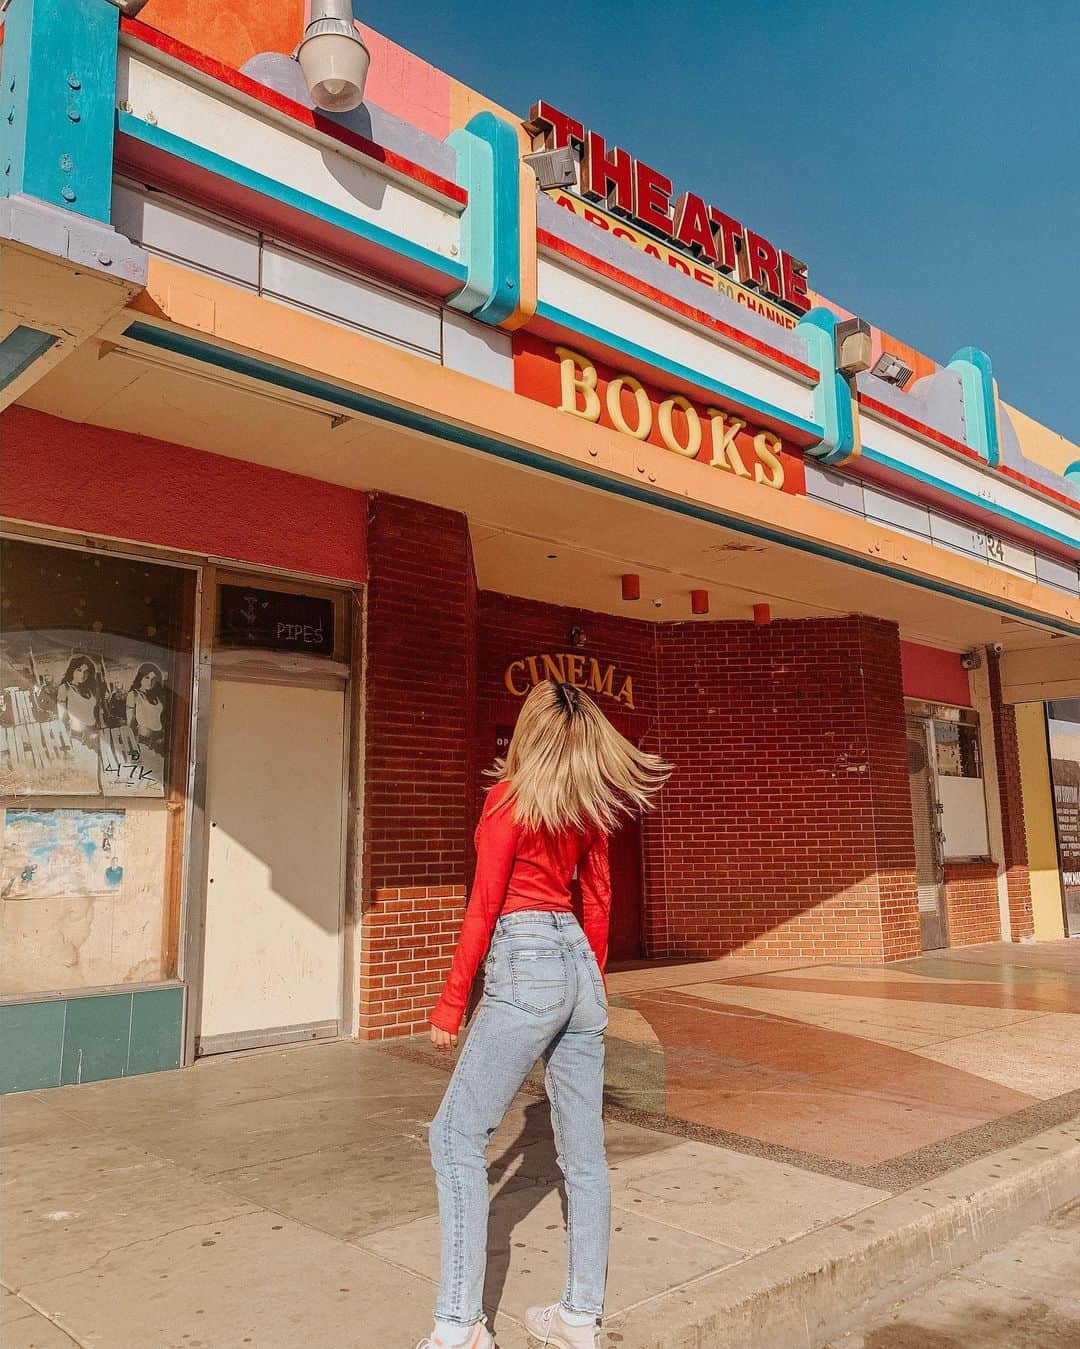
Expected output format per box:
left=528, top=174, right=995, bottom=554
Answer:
left=183, top=568, right=359, bottom=1065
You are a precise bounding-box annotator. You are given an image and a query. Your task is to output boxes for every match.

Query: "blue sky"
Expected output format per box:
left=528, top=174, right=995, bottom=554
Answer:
left=358, top=1, right=1080, bottom=441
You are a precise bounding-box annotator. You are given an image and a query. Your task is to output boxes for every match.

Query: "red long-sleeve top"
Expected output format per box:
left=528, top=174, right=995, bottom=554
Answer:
left=430, top=781, right=612, bottom=1034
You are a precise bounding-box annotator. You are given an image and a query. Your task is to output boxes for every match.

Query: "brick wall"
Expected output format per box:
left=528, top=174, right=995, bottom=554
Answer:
left=359, top=494, right=476, bottom=1038
left=361, top=512, right=935, bottom=1032
left=988, top=654, right=1035, bottom=941
left=651, top=615, right=921, bottom=962
left=943, top=862, right=1001, bottom=946
left=476, top=589, right=659, bottom=779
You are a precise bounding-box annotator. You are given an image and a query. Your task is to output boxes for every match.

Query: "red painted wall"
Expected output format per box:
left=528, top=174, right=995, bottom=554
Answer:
left=900, top=640, right=971, bottom=707
left=1, top=408, right=367, bottom=582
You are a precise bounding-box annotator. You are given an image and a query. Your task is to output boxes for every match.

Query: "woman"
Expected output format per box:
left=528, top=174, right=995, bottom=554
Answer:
left=126, top=663, right=167, bottom=755
left=417, top=680, right=669, bottom=1349
left=56, top=656, right=101, bottom=748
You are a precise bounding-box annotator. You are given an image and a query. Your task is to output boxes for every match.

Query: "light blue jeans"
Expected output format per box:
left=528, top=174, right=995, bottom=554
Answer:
left=429, top=910, right=610, bottom=1329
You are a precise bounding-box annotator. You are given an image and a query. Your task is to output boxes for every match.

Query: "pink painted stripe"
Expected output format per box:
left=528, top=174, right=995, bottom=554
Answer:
left=537, top=228, right=818, bottom=383
left=997, top=462, right=1080, bottom=512
left=114, top=128, right=464, bottom=300
left=121, top=17, right=468, bottom=208
left=858, top=392, right=980, bottom=462
left=860, top=392, right=1079, bottom=516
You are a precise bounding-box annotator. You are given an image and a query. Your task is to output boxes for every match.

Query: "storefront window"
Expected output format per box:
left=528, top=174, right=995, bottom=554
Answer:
left=1047, top=700, right=1080, bottom=936
left=0, top=537, right=194, bottom=995
left=933, top=717, right=981, bottom=778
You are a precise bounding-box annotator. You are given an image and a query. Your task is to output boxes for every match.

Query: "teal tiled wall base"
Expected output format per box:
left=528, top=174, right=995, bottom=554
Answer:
left=0, top=985, right=184, bottom=1093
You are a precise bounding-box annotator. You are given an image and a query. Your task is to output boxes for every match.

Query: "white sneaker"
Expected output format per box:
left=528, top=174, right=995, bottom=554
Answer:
left=524, top=1303, right=599, bottom=1348
left=414, top=1324, right=495, bottom=1349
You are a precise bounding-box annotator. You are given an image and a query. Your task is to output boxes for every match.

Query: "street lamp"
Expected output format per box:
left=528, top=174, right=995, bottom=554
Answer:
left=297, top=0, right=370, bottom=113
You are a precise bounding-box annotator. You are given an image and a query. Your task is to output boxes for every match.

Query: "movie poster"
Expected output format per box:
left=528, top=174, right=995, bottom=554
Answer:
left=0, top=628, right=174, bottom=799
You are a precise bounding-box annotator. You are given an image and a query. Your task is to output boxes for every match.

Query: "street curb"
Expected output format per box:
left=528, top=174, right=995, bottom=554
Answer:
left=606, top=1119, right=1080, bottom=1349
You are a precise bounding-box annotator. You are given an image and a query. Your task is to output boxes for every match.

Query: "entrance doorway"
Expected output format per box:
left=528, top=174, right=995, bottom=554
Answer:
left=906, top=714, right=948, bottom=951
left=197, top=579, right=350, bottom=1056
left=608, top=814, right=644, bottom=961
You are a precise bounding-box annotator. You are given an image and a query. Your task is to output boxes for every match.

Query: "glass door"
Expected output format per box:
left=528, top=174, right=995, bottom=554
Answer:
left=1047, top=700, right=1080, bottom=936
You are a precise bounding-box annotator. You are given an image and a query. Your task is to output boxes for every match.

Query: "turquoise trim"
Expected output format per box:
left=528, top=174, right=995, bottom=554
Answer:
left=1065, top=461, right=1080, bottom=503
left=861, top=445, right=1079, bottom=555
left=0, top=986, right=183, bottom=1093
left=446, top=112, right=521, bottom=325
left=947, top=346, right=1000, bottom=466
left=0, top=0, right=118, bottom=222
left=535, top=300, right=823, bottom=442
left=116, top=111, right=467, bottom=289
left=796, top=307, right=857, bottom=465
left=0, top=324, right=57, bottom=390
left=120, top=319, right=1080, bottom=638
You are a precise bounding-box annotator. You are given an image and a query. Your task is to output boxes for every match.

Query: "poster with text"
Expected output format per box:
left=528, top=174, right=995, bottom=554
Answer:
left=0, top=630, right=173, bottom=798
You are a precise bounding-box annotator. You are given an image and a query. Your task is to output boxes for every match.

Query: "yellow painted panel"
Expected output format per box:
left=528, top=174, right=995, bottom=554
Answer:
left=1016, top=701, right=1066, bottom=941
left=1003, top=401, right=1077, bottom=478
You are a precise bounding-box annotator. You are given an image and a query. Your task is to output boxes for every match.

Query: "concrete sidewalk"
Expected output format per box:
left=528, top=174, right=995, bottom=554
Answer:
left=3, top=941, right=1080, bottom=1348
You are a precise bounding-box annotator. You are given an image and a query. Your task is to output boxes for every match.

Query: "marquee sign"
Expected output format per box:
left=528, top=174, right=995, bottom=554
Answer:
left=504, top=651, right=636, bottom=709
left=513, top=334, right=806, bottom=496
left=526, top=101, right=811, bottom=321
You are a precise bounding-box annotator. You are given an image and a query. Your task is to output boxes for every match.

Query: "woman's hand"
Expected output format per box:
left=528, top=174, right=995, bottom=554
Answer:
left=430, top=1024, right=458, bottom=1051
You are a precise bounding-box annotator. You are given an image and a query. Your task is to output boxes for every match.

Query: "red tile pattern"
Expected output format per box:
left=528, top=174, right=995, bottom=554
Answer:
left=623, top=985, right=1038, bottom=1167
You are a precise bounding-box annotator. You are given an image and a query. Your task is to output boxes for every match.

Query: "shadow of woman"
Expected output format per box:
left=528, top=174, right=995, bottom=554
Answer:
left=483, top=1096, right=569, bottom=1326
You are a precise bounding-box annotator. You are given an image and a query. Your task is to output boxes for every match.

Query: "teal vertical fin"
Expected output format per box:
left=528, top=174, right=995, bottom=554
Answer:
left=0, top=0, right=119, bottom=222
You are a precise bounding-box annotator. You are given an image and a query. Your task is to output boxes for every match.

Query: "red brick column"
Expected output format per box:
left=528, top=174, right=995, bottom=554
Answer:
left=651, top=615, right=921, bottom=962
left=987, top=654, right=1035, bottom=941
left=359, top=494, right=476, bottom=1038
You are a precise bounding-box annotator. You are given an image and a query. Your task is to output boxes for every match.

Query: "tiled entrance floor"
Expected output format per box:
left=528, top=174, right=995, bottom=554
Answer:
left=3, top=941, right=1079, bottom=1348
left=600, top=940, right=1080, bottom=1188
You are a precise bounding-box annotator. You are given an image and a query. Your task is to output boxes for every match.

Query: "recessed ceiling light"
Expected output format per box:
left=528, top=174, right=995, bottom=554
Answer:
left=546, top=553, right=558, bottom=559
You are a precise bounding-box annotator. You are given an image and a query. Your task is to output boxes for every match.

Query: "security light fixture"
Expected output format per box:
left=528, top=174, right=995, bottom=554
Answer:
left=105, top=0, right=152, bottom=14
left=523, top=146, right=577, bottom=190
left=870, top=352, right=915, bottom=390
left=297, top=0, right=370, bottom=113
left=834, top=317, right=873, bottom=377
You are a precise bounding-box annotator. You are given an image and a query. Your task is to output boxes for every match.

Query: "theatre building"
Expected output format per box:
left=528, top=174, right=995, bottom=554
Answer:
left=2, top=0, right=1079, bottom=1091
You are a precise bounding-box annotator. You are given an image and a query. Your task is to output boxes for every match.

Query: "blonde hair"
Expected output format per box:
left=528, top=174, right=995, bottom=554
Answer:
left=490, top=680, right=670, bottom=834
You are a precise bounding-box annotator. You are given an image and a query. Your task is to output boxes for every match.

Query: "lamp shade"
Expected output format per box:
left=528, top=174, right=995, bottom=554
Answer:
left=298, top=21, right=370, bottom=112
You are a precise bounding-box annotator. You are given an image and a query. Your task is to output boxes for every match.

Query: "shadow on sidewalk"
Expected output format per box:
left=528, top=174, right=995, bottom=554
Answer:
left=483, top=1098, right=567, bottom=1323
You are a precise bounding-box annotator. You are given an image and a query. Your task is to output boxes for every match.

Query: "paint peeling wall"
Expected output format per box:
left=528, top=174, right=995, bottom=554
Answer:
left=0, top=799, right=169, bottom=995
